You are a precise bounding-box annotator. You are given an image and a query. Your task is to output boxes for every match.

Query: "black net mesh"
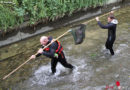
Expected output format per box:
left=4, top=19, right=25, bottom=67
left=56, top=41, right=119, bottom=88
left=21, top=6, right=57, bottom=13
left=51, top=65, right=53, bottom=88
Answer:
left=71, top=24, right=86, bottom=44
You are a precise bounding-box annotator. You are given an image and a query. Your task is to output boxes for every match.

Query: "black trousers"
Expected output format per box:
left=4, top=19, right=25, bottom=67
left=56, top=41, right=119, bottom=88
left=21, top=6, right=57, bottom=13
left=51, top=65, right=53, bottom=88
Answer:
left=105, top=36, right=115, bottom=55
left=51, top=51, right=74, bottom=74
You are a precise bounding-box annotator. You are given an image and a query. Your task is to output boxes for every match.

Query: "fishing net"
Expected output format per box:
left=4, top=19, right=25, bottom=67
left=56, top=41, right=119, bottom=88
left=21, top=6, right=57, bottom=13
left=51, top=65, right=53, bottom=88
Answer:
left=70, top=24, right=86, bottom=44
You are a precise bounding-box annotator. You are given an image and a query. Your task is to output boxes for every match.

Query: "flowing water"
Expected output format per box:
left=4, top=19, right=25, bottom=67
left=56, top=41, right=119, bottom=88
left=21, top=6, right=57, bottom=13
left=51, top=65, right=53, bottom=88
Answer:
left=0, top=5, right=130, bottom=90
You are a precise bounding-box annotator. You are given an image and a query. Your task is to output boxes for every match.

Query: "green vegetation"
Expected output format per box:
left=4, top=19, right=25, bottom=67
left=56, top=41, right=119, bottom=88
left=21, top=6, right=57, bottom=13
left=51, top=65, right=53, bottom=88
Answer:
left=0, top=0, right=106, bottom=32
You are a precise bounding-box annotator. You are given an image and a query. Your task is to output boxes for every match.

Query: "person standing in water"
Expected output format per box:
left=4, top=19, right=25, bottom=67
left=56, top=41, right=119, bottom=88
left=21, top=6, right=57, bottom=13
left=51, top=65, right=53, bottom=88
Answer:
left=30, top=36, right=74, bottom=75
left=95, top=11, right=118, bottom=55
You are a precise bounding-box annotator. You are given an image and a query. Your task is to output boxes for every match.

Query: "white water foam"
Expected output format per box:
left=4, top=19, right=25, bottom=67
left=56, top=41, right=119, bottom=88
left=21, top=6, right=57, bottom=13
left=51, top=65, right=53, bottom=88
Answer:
left=115, top=44, right=129, bottom=54
left=29, top=56, right=93, bottom=89
left=101, top=44, right=129, bottom=55
left=30, top=62, right=79, bottom=86
left=30, top=63, right=66, bottom=86
left=101, top=46, right=110, bottom=55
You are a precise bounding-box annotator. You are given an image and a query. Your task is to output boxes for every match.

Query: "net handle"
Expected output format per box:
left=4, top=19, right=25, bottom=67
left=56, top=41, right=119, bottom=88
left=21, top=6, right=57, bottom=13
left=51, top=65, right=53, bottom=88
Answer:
left=82, top=11, right=116, bottom=25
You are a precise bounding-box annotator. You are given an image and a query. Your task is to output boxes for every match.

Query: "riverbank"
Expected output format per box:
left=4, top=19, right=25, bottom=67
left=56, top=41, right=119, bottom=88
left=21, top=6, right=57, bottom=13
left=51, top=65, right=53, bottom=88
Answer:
left=0, top=0, right=106, bottom=33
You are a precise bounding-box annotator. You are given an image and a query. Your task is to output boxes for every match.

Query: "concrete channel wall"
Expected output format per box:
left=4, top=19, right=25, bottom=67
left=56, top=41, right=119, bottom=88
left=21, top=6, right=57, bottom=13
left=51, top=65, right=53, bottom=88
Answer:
left=0, top=0, right=129, bottom=47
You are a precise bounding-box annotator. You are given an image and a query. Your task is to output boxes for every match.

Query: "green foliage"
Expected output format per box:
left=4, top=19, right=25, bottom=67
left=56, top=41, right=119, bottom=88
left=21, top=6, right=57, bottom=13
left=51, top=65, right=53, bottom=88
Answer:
left=0, top=0, right=106, bottom=32
left=0, top=5, right=16, bottom=31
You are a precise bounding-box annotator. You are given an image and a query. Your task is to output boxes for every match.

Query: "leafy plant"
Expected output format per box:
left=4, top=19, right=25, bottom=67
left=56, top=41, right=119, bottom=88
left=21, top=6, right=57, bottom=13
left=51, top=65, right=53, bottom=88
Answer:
left=0, top=5, right=16, bottom=31
left=0, top=0, right=107, bottom=32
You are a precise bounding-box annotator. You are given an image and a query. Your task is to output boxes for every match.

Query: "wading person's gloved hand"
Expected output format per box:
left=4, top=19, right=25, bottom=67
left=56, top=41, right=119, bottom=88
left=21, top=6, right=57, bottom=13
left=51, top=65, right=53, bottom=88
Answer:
left=54, top=53, right=58, bottom=58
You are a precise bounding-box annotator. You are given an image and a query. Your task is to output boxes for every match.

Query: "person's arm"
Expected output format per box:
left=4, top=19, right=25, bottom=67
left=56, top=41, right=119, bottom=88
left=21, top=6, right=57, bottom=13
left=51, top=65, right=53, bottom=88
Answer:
left=97, top=21, right=113, bottom=29
left=95, top=17, right=113, bottom=29
left=36, top=53, right=41, bottom=57
left=29, top=48, right=42, bottom=59
left=42, top=42, right=57, bottom=58
left=110, top=11, right=114, bottom=15
left=29, top=41, right=57, bottom=59
left=35, top=45, right=45, bottom=57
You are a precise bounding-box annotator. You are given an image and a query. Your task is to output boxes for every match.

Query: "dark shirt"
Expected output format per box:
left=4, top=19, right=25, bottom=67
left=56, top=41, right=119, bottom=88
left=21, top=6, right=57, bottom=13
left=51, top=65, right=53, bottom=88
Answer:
left=98, top=21, right=117, bottom=39
left=36, top=37, right=58, bottom=58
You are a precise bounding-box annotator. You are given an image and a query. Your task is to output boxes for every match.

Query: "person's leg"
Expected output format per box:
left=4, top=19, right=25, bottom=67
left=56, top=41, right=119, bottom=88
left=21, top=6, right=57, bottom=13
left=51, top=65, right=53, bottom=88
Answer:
left=109, top=41, right=115, bottom=55
left=109, top=47, right=114, bottom=55
left=108, top=37, right=115, bottom=55
left=58, top=52, right=74, bottom=69
left=51, top=58, right=58, bottom=74
left=105, top=38, right=109, bottom=49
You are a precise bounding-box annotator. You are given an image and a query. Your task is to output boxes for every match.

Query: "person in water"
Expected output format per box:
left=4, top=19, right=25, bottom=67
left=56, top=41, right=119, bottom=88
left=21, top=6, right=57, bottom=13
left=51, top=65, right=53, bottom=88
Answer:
left=30, top=36, right=74, bottom=74
left=95, top=11, right=118, bottom=55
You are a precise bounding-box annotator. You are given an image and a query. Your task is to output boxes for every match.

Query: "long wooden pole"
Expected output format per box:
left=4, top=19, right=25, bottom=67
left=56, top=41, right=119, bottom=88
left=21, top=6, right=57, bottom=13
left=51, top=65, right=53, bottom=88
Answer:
left=3, top=30, right=71, bottom=80
left=82, top=11, right=113, bottom=25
